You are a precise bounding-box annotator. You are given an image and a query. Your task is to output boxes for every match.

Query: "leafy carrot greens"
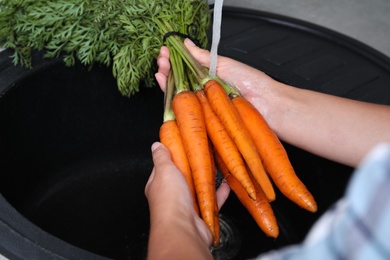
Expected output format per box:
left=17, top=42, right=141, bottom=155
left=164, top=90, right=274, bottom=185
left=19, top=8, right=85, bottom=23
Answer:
left=0, top=0, right=210, bottom=96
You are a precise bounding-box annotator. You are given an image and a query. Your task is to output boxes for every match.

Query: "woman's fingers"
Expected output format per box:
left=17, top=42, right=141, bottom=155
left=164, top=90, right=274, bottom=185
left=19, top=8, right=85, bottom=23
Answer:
left=183, top=38, right=256, bottom=90
left=155, top=72, right=168, bottom=92
left=184, top=38, right=212, bottom=68
left=216, top=181, right=231, bottom=210
left=145, top=142, right=186, bottom=199
left=155, top=46, right=171, bottom=92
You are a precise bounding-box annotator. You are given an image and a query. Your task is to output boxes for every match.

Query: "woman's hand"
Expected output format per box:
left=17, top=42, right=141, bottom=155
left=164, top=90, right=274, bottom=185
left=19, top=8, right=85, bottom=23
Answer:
left=145, top=142, right=230, bottom=259
left=155, top=39, right=284, bottom=123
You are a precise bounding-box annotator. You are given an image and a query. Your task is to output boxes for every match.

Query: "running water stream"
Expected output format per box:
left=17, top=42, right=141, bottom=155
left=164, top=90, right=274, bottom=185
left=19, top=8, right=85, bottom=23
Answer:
left=209, top=0, right=224, bottom=79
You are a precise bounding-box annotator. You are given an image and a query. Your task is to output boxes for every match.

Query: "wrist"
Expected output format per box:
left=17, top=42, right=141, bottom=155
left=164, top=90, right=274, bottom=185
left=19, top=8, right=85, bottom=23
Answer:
left=238, top=71, right=289, bottom=130
left=148, top=209, right=213, bottom=259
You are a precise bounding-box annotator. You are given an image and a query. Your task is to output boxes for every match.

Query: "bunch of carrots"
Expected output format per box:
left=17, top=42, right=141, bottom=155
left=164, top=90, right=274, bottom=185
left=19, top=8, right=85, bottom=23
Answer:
left=159, top=37, right=318, bottom=247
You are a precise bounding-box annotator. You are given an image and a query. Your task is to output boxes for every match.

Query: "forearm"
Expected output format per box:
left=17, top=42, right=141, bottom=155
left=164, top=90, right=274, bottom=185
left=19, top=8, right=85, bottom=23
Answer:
left=248, top=79, right=390, bottom=167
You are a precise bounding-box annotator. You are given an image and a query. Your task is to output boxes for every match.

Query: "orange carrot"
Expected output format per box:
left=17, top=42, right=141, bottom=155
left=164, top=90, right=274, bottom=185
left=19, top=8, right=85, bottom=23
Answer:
left=172, top=90, right=218, bottom=242
left=204, top=79, right=275, bottom=201
left=215, top=151, right=279, bottom=238
left=159, top=70, right=199, bottom=214
left=232, top=95, right=317, bottom=213
left=195, top=89, right=257, bottom=200
left=209, top=145, right=220, bottom=248
left=159, top=120, right=199, bottom=214
left=213, top=202, right=220, bottom=247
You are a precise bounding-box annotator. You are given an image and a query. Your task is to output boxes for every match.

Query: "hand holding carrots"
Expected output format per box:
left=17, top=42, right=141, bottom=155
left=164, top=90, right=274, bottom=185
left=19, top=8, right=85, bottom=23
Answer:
left=145, top=142, right=230, bottom=251
left=156, top=39, right=283, bottom=123
left=153, top=38, right=317, bottom=244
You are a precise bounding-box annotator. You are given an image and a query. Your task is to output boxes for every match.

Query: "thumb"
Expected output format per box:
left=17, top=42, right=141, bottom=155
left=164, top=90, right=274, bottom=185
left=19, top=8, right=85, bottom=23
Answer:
left=184, top=38, right=211, bottom=68
left=151, top=142, right=171, bottom=165
left=145, top=142, right=172, bottom=196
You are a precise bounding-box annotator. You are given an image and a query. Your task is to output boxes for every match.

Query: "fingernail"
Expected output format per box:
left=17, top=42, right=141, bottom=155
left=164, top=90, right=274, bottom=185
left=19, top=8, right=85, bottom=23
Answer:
left=151, top=142, right=162, bottom=152
left=185, top=38, right=196, bottom=46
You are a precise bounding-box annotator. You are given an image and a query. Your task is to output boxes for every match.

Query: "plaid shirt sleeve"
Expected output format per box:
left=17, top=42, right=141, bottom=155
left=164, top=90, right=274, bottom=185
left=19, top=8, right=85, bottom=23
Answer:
left=255, top=142, right=390, bottom=260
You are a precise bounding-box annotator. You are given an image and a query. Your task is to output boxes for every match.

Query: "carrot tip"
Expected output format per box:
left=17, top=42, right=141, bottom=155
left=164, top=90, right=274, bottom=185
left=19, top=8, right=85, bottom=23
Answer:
left=212, top=238, right=220, bottom=248
left=307, top=203, right=318, bottom=213
left=249, top=192, right=257, bottom=201
left=267, top=194, right=276, bottom=202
